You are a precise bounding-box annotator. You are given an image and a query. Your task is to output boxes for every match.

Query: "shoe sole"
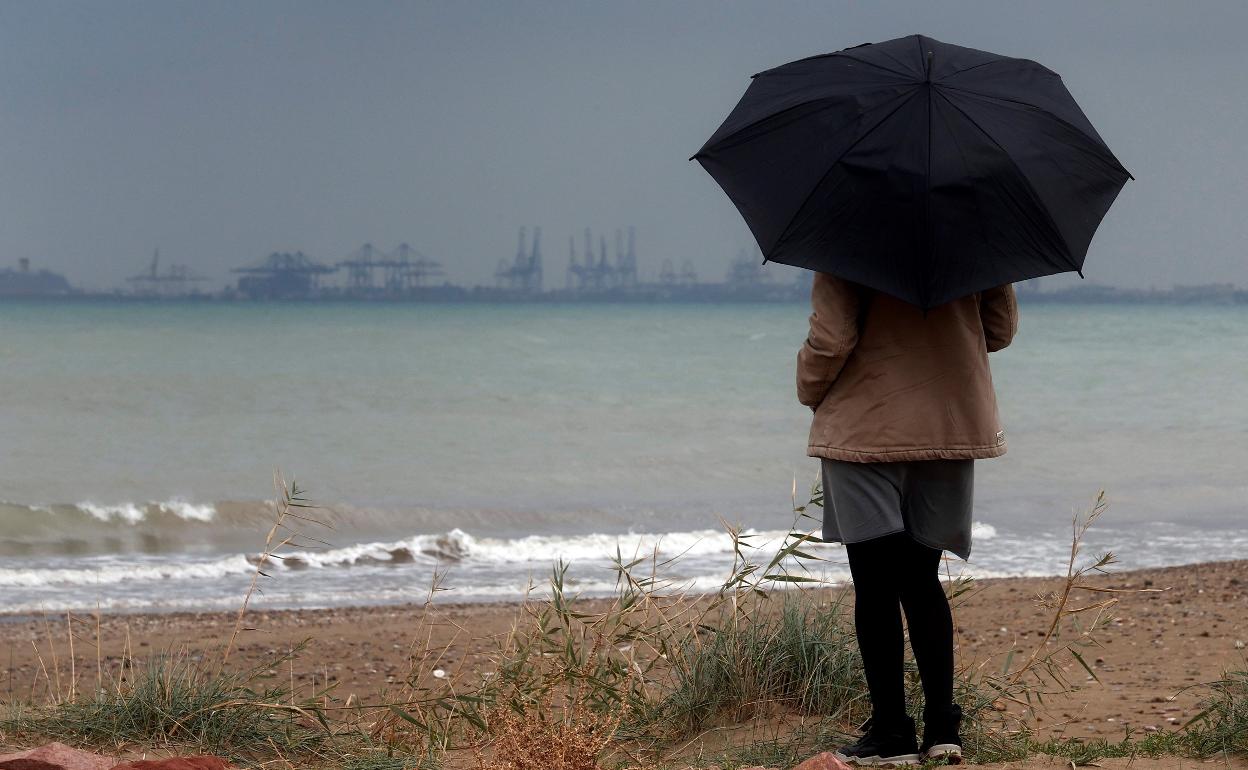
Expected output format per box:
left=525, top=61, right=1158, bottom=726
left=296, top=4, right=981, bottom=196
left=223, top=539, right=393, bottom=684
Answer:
left=923, top=744, right=963, bottom=764
left=833, top=750, right=922, bottom=766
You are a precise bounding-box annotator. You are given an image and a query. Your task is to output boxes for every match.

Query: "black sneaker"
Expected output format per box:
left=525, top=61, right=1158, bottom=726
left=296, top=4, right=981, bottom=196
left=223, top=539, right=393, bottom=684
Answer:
left=919, top=703, right=964, bottom=764
left=833, top=712, right=921, bottom=766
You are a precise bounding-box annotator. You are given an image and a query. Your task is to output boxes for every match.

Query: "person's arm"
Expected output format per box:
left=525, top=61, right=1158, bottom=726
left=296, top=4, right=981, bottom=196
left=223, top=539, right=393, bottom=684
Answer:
left=796, top=272, right=860, bottom=410
left=980, top=283, right=1018, bottom=352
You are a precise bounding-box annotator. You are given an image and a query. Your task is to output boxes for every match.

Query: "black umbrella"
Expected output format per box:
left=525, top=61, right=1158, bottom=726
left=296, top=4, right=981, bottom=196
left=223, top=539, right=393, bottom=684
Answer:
left=691, top=34, right=1132, bottom=310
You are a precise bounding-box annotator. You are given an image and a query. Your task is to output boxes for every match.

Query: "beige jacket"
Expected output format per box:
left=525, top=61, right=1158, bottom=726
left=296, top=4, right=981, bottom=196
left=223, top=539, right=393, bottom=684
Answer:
left=797, top=273, right=1018, bottom=462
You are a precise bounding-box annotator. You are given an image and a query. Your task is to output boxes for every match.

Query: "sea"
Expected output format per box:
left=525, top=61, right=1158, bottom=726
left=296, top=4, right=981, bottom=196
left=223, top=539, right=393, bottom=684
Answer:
left=1, top=300, right=1245, bottom=614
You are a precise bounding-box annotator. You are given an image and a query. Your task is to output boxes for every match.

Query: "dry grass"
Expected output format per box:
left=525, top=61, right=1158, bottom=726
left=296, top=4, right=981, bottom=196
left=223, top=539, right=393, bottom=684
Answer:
left=469, top=686, right=631, bottom=770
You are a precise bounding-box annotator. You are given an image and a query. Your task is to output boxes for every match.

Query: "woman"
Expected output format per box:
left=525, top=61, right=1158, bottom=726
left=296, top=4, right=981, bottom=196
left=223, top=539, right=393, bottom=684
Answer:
left=796, top=272, right=1018, bottom=766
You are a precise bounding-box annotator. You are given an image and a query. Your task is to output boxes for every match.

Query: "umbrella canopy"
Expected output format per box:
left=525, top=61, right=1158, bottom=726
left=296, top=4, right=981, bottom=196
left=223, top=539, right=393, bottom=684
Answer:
left=691, top=34, right=1132, bottom=310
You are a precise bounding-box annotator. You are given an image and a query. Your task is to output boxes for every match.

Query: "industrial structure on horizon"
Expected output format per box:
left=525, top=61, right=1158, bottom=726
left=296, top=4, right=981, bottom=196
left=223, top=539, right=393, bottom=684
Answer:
left=213, top=226, right=806, bottom=301
left=4, top=236, right=1247, bottom=305
left=126, top=249, right=209, bottom=298
left=0, top=258, right=74, bottom=296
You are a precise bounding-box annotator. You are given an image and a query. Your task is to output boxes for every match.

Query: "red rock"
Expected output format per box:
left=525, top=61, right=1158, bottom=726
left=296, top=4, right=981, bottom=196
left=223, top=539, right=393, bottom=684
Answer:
left=791, top=752, right=852, bottom=770
left=0, top=743, right=117, bottom=770
left=0, top=760, right=66, bottom=770
left=108, top=759, right=232, bottom=770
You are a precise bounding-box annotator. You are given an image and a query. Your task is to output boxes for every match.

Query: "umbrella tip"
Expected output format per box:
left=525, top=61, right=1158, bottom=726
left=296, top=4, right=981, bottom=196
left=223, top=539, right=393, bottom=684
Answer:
left=1077, top=269, right=1085, bottom=279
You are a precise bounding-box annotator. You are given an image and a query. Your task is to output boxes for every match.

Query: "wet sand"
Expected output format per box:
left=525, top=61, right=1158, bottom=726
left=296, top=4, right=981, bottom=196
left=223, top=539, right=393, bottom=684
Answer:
left=2, top=558, right=1246, bottom=768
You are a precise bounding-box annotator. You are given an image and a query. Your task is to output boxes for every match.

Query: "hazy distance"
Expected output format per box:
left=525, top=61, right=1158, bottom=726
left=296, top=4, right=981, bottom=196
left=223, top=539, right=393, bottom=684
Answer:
left=1, top=0, right=1245, bottom=291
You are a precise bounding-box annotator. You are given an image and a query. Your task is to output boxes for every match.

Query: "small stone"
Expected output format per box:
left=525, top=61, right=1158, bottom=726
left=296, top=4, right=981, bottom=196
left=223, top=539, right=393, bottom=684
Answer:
left=0, top=760, right=66, bottom=770
left=0, top=743, right=116, bottom=770
left=792, top=751, right=853, bottom=770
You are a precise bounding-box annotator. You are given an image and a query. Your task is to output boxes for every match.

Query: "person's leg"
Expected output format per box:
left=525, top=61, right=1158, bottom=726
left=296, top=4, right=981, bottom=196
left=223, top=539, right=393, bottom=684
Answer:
left=896, top=533, right=954, bottom=715
left=844, top=532, right=910, bottom=723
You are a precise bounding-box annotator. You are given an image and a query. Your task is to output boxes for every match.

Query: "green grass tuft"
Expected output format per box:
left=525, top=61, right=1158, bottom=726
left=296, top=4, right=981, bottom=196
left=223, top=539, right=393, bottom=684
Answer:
left=2, top=649, right=332, bottom=763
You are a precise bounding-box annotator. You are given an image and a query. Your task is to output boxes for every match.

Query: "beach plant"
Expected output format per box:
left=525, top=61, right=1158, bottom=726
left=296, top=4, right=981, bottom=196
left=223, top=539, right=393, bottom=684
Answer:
left=467, top=681, right=633, bottom=770
left=654, top=589, right=862, bottom=735
left=220, top=470, right=332, bottom=669
left=900, top=490, right=1120, bottom=763
left=1, top=646, right=334, bottom=763
left=373, top=551, right=662, bottom=761
left=1178, top=666, right=1248, bottom=758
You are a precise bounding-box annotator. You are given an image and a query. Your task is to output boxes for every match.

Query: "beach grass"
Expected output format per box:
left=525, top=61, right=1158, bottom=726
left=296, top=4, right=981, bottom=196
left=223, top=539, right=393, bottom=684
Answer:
left=2, top=647, right=333, bottom=761
left=2, top=477, right=1246, bottom=769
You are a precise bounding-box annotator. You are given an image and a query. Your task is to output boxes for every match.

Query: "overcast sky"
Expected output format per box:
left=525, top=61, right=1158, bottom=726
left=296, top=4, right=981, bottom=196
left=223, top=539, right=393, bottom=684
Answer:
left=2, top=0, right=1245, bottom=291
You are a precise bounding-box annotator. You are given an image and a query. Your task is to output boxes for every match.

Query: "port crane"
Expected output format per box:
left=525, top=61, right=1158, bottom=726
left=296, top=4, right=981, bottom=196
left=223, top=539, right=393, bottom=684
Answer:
left=126, top=249, right=207, bottom=297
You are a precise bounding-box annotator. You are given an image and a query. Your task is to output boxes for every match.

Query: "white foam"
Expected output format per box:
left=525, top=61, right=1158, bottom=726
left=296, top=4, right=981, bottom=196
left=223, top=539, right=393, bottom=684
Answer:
left=284, top=527, right=807, bottom=570
left=971, top=521, right=997, bottom=539
left=157, top=498, right=217, bottom=522
left=463, top=527, right=797, bottom=563
left=0, top=554, right=255, bottom=588
left=78, top=501, right=147, bottom=524
left=73, top=499, right=217, bottom=524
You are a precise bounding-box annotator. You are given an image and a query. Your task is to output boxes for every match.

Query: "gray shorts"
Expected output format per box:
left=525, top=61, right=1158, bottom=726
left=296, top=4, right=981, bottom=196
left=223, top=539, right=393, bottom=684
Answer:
left=820, top=458, right=975, bottom=561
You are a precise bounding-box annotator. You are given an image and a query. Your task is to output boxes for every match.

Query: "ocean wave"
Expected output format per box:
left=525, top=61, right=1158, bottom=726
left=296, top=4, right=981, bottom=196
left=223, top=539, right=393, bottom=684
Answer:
left=78, top=498, right=218, bottom=523
left=14, top=518, right=1245, bottom=614
left=281, top=526, right=799, bottom=568
left=0, top=499, right=692, bottom=555
left=1, top=498, right=220, bottom=526
left=0, top=526, right=833, bottom=588
left=0, top=554, right=256, bottom=588
left=0, top=518, right=1013, bottom=595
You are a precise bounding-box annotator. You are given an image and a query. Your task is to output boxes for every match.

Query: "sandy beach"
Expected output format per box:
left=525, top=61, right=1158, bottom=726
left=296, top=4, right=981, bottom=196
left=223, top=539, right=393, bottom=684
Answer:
left=2, top=556, right=1246, bottom=767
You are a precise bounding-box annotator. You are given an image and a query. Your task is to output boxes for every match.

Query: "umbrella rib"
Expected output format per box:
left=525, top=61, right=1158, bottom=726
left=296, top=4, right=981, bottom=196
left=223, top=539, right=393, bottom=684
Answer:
left=937, top=83, right=1131, bottom=177
left=768, top=87, right=924, bottom=257
left=936, top=57, right=1016, bottom=82
left=768, top=50, right=916, bottom=81
left=933, top=88, right=1077, bottom=269
left=936, top=96, right=1034, bottom=291
left=866, top=45, right=921, bottom=79
left=693, top=89, right=909, bottom=159
left=831, top=51, right=915, bottom=79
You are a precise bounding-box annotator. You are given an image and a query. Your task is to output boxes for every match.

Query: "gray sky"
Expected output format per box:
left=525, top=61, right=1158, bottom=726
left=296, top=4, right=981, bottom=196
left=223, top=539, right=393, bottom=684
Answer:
left=2, top=0, right=1245, bottom=291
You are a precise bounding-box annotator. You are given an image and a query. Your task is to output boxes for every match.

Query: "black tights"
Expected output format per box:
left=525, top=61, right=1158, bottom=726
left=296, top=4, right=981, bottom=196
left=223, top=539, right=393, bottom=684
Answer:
left=844, top=531, right=953, bottom=722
